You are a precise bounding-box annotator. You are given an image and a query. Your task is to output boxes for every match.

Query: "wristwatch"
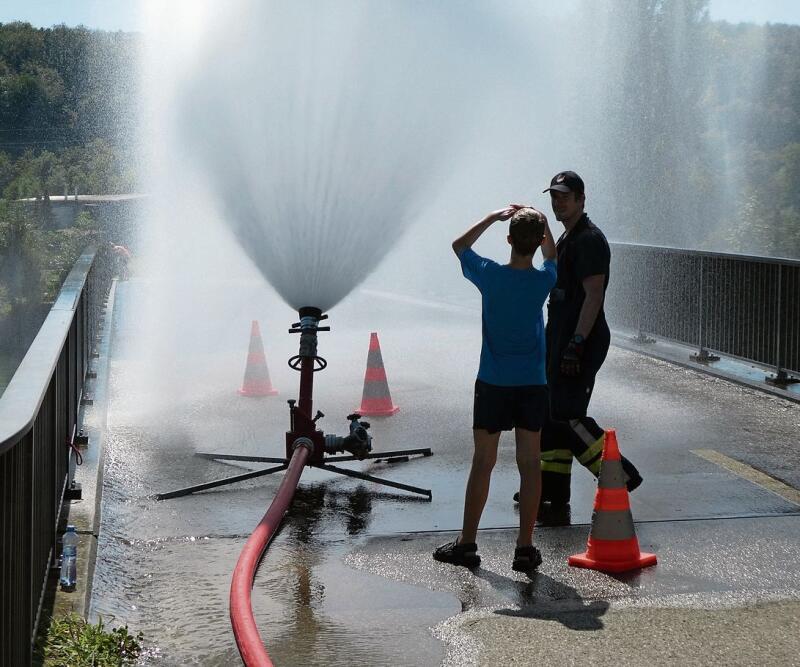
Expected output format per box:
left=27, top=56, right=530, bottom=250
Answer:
left=571, top=334, right=585, bottom=345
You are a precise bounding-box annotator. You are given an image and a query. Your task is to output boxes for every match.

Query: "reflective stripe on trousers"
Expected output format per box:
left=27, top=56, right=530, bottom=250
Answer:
left=541, top=448, right=573, bottom=475
left=541, top=416, right=605, bottom=474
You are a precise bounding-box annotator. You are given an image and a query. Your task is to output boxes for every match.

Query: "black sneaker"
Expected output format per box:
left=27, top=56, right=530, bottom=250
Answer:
left=433, top=540, right=480, bottom=568
left=512, top=545, right=542, bottom=572
left=621, top=456, right=643, bottom=492
left=513, top=492, right=570, bottom=508
left=537, top=502, right=571, bottom=527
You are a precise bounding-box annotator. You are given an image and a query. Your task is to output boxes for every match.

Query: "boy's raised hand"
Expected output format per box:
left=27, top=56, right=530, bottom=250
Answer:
left=491, top=206, right=516, bottom=221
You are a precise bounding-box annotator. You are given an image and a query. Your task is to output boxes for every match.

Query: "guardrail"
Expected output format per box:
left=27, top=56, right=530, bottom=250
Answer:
left=607, top=243, right=800, bottom=383
left=0, top=246, right=111, bottom=667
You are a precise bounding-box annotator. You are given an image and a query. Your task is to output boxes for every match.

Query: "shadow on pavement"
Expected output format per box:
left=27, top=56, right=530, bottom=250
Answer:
left=476, top=569, right=610, bottom=631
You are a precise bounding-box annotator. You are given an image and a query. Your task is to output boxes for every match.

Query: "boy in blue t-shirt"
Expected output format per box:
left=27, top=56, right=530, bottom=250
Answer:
left=434, top=205, right=557, bottom=572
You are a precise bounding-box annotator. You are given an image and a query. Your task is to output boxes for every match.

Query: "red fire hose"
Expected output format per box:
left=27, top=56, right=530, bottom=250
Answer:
left=229, top=443, right=311, bottom=666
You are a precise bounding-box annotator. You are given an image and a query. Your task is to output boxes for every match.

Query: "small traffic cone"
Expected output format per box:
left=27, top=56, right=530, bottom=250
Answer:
left=569, top=430, right=656, bottom=573
left=238, top=320, right=278, bottom=397
left=356, top=332, right=399, bottom=416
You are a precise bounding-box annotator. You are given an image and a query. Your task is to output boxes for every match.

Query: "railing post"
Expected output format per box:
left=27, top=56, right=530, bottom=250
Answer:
left=766, top=263, right=799, bottom=385
left=634, top=249, right=655, bottom=344
left=691, top=254, right=719, bottom=363
left=776, top=263, right=783, bottom=377
left=697, top=255, right=704, bottom=352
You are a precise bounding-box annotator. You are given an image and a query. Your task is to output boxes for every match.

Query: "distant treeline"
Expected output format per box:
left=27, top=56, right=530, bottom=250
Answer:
left=711, top=21, right=800, bottom=257
left=582, top=2, right=800, bottom=258
left=0, top=21, right=139, bottom=199
left=0, top=22, right=137, bottom=374
left=1, top=13, right=799, bottom=258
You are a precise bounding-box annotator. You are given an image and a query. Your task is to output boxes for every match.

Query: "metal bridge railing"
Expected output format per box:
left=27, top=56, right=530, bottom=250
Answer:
left=0, top=246, right=111, bottom=667
left=607, top=242, right=800, bottom=383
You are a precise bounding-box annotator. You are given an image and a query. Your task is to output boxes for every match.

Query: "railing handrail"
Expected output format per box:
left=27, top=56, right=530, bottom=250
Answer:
left=609, top=240, right=800, bottom=268
left=0, top=248, right=96, bottom=456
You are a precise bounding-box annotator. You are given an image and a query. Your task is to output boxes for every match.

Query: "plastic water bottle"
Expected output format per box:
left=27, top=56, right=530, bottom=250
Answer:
left=59, top=525, right=78, bottom=590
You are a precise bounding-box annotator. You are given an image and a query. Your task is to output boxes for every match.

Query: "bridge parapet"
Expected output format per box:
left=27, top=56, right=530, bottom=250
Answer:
left=0, top=246, right=111, bottom=666
left=608, top=243, right=800, bottom=384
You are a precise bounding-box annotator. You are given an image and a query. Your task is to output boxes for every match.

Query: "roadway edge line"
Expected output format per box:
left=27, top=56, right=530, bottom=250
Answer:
left=691, top=448, right=800, bottom=507
left=372, top=512, right=800, bottom=538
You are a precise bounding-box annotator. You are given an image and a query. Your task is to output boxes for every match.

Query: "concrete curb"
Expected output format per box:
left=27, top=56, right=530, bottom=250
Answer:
left=612, top=330, right=800, bottom=405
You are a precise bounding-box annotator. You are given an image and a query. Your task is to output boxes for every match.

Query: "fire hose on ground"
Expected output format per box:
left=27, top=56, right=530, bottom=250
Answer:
left=229, top=441, right=311, bottom=667
left=154, top=307, right=432, bottom=665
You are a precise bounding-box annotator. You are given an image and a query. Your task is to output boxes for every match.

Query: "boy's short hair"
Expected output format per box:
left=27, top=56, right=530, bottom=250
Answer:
left=509, top=208, right=545, bottom=256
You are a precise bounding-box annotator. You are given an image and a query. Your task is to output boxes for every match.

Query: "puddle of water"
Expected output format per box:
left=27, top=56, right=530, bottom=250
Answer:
left=91, top=285, right=800, bottom=664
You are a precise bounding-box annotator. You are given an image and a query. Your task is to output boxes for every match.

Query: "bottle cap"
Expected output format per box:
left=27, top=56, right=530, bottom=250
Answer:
left=66, top=525, right=76, bottom=531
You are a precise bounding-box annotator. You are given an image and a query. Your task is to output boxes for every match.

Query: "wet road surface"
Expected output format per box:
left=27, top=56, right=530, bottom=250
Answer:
left=89, top=278, right=800, bottom=665
left=349, top=515, right=800, bottom=663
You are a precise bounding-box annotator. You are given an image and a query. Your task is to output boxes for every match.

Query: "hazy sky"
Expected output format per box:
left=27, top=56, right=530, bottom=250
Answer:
left=0, top=1, right=799, bottom=32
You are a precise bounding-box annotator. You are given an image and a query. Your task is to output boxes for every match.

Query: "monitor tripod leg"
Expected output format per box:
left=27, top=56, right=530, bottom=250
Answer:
left=196, top=452, right=287, bottom=464
left=322, top=448, right=432, bottom=463
left=317, top=463, right=432, bottom=499
left=155, top=464, right=288, bottom=500
left=361, top=448, right=432, bottom=460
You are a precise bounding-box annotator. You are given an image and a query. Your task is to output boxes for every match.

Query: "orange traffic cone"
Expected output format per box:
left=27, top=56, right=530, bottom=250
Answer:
left=569, top=430, right=656, bottom=573
left=238, top=320, right=278, bottom=397
left=356, top=332, right=399, bottom=416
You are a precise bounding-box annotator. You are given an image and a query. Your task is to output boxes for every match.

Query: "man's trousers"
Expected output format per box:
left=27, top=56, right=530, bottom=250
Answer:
left=541, top=322, right=639, bottom=504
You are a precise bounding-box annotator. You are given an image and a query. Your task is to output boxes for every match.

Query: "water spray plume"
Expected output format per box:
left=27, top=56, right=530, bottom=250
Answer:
left=155, top=1, right=470, bottom=311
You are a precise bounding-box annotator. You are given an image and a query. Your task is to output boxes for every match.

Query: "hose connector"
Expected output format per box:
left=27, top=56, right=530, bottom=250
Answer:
left=291, top=436, right=315, bottom=455
left=323, top=414, right=372, bottom=459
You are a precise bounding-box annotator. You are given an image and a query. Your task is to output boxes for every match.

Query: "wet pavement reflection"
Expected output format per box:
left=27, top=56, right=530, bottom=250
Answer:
left=89, top=280, right=800, bottom=665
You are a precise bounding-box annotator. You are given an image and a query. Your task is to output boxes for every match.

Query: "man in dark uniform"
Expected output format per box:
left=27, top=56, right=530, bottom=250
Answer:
left=528, top=171, right=642, bottom=507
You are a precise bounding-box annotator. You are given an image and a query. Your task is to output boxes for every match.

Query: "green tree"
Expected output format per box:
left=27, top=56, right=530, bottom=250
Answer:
left=0, top=202, right=43, bottom=308
left=0, top=21, right=45, bottom=70
left=80, top=138, right=118, bottom=193
left=59, top=145, right=88, bottom=196
left=31, top=150, right=64, bottom=199
left=587, top=0, right=713, bottom=245
left=0, top=150, right=12, bottom=193
left=3, top=149, right=37, bottom=199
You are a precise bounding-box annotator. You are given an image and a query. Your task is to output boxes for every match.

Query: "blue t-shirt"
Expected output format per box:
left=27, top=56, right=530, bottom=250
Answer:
left=459, top=248, right=557, bottom=386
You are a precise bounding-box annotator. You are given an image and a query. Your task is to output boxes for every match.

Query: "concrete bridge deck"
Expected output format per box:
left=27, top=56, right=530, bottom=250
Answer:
left=83, top=277, right=800, bottom=666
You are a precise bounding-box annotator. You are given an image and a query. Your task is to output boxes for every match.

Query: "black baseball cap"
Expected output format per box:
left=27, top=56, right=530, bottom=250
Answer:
left=543, top=171, right=584, bottom=195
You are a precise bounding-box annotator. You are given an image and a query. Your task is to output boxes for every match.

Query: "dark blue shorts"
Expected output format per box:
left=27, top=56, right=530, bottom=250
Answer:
left=473, top=379, right=548, bottom=433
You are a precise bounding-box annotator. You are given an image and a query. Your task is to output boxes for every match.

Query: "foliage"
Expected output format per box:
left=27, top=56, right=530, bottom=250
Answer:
left=41, top=209, right=105, bottom=300
left=0, top=22, right=139, bottom=150
left=0, top=199, right=43, bottom=307
left=0, top=201, right=101, bottom=332
left=597, top=0, right=714, bottom=245
left=573, top=1, right=800, bottom=258
left=0, top=21, right=140, bottom=198
left=37, top=613, right=143, bottom=667
left=0, top=12, right=799, bottom=262
left=0, top=138, right=136, bottom=200
left=706, top=22, right=800, bottom=256
left=0, top=21, right=135, bottom=357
